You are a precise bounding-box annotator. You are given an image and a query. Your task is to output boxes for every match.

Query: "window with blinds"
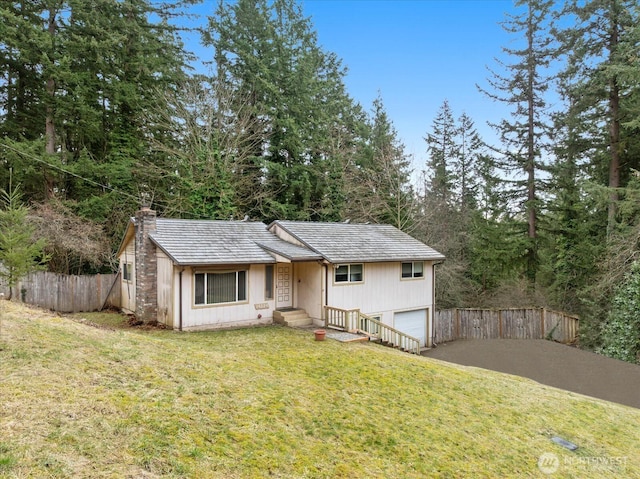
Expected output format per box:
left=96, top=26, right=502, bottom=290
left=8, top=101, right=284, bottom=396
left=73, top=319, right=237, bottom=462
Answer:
left=195, top=271, right=247, bottom=305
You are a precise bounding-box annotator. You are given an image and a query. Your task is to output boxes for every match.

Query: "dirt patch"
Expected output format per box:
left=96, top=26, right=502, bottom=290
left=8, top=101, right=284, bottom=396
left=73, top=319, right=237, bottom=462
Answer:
left=423, top=339, right=640, bottom=410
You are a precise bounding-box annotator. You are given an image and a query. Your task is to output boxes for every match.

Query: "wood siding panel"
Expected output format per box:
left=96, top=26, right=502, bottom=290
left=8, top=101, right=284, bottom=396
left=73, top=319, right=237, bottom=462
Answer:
left=120, top=241, right=136, bottom=313
left=179, top=265, right=275, bottom=330
left=326, top=261, right=434, bottom=328
left=294, top=262, right=323, bottom=320
left=156, top=252, right=174, bottom=327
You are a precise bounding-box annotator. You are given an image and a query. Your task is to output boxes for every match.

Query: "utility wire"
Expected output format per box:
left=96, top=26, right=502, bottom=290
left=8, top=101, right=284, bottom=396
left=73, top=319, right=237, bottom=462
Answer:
left=0, top=141, right=208, bottom=219
left=0, top=142, right=140, bottom=202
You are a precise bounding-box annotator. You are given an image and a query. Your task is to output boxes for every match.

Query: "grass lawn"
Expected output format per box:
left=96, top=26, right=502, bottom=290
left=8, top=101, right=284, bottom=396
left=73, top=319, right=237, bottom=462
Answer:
left=1, top=302, right=639, bottom=478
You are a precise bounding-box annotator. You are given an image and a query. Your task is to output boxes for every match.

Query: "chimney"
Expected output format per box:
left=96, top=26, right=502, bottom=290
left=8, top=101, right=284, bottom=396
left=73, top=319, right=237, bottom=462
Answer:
left=135, top=205, right=157, bottom=323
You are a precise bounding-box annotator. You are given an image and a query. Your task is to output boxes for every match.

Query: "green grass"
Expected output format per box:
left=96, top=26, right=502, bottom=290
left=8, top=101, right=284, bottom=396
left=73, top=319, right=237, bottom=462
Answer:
left=1, top=302, right=640, bottom=478
left=68, top=310, right=131, bottom=329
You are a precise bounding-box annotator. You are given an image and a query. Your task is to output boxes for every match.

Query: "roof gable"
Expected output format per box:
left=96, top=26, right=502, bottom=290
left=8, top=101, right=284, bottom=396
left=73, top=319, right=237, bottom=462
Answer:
left=269, top=221, right=445, bottom=263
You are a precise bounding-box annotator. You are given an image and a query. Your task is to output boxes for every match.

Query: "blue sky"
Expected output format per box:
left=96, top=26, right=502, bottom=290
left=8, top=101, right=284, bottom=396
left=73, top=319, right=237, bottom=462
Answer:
left=187, top=0, right=516, bottom=174
left=300, top=0, right=513, bottom=172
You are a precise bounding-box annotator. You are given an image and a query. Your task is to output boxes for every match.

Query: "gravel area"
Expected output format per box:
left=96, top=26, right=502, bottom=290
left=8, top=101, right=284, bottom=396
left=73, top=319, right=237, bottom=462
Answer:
left=423, top=339, right=640, bottom=409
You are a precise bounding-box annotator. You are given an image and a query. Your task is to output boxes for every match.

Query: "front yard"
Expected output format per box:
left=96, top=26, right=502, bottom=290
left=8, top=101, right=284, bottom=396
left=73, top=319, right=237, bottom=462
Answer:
left=1, top=302, right=639, bottom=478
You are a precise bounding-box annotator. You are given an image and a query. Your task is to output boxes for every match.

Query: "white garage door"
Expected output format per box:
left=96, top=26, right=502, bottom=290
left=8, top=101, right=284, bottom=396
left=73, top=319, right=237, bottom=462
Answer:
left=394, top=309, right=427, bottom=347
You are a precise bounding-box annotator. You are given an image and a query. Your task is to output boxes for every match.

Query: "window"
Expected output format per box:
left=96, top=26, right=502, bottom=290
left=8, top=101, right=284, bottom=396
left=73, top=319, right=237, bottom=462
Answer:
left=335, top=264, right=364, bottom=283
left=364, top=314, right=382, bottom=335
left=123, top=263, right=133, bottom=281
left=265, top=265, right=274, bottom=300
left=195, top=271, right=247, bottom=305
left=402, top=261, right=424, bottom=279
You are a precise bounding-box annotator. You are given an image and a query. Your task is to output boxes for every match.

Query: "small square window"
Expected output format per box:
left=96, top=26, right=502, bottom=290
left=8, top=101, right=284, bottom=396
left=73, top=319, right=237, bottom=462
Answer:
left=402, top=262, right=424, bottom=279
left=335, top=264, right=363, bottom=283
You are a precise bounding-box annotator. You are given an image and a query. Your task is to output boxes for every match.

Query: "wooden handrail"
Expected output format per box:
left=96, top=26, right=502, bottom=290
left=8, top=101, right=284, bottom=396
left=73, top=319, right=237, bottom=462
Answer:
left=324, top=306, right=421, bottom=354
left=356, top=312, right=421, bottom=355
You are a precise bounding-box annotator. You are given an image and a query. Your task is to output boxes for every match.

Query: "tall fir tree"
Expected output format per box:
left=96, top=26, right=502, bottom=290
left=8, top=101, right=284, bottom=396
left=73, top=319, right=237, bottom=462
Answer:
left=203, top=0, right=361, bottom=221
left=555, top=0, right=640, bottom=234
left=344, top=96, right=414, bottom=230
left=478, top=0, right=555, bottom=283
left=424, top=100, right=456, bottom=203
left=0, top=0, right=193, bottom=256
left=543, top=66, right=605, bottom=313
left=454, top=112, right=484, bottom=212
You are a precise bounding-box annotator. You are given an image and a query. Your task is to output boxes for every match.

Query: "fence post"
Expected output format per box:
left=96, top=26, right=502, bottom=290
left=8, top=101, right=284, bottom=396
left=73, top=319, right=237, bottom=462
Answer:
left=455, top=308, right=460, bottom=340
left=498, top=309, right=503, bottom=339
left=540, top=308, right=545, bottom=338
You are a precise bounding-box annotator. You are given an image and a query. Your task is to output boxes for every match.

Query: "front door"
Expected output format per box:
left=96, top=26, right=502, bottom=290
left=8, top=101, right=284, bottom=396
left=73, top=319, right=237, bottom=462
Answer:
left=276, top=264, right=293, bottom=309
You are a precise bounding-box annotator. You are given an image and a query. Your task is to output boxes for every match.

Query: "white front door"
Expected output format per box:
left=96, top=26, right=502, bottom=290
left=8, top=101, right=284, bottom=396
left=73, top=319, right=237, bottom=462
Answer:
left=276, top=264, right=293, bottom=309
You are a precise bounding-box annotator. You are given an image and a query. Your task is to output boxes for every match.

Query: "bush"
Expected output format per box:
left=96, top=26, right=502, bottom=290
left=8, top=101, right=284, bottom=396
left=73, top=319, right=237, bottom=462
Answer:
left=597, top=261, right=640, bottom=364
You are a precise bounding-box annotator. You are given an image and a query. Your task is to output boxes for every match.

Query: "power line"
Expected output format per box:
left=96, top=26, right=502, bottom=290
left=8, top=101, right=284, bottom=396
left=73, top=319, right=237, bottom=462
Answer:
left=0, top=142, right=202, bottom=218
left=0, top=142, right=140, bottom=202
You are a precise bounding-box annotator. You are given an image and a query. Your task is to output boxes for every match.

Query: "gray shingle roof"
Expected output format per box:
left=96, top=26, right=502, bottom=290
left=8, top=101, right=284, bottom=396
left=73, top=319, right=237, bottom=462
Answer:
left=138, top=217, right=444, bottom=266
left=149, top=219, right=278, bottom=265
left=270, top=221, right=445, bottom=263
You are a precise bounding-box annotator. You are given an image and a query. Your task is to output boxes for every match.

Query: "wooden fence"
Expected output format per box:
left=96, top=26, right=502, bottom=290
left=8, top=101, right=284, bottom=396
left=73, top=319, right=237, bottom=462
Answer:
left=0, top=271, right=121, bottom=313
left=435, top=308, right=579, bottom=344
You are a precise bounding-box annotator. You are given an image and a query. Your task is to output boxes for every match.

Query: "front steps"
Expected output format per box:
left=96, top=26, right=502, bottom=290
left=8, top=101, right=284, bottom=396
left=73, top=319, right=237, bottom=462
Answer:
left=274, top=308, right=313, bottom=328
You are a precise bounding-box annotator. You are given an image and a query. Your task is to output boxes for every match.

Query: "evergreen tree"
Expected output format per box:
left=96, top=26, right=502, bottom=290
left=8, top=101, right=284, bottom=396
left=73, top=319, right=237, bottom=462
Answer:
left=0, top=0, right=190, bottom=235
left=556, top=0, right=640, bottom=234
left=543, top=72, right=604, bottom=312
left=0, top=0, right=48, bottom=143
left=424, top=100, right=456, bottom=203
left=344, top=96, right=414, bottom=230
left=467, top=148, right=526, bottom=293
left=0, top=178, right=49, bottom=300
left=419, top=103, right=476, bottom=306
left=454, top=112, right=483, bottom=212
left=203, top=0, right=360, bottom=221
left=479, top=0, right=555, bottom=283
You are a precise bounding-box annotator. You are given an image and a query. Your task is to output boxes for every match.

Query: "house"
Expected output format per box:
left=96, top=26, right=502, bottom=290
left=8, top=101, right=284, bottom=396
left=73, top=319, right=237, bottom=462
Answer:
left=117, top=207, right=445, bottom=348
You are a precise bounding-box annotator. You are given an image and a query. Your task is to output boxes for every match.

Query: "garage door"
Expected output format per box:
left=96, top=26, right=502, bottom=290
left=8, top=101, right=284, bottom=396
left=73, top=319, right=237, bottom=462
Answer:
left=394, top=309, right=427, bottom=347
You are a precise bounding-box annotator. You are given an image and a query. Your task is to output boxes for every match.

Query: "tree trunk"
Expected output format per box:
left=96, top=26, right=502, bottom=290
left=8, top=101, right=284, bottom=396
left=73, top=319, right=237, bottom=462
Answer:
left=607, top=76, right=621, bottom=235
left=44, top=6, right=57, bottom=199
left=526, top=5, right=537, bottom=282
left=606, top=10, right=620, bottom=235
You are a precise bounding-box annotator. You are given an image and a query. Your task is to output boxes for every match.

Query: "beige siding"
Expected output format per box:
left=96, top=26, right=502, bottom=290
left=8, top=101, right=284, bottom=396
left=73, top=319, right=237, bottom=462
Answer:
left=270, top=224, right=306, bottom=246
left=294, top=262, right=323, bottom=320
left=327, top=261, right=435, bottom=331
left=156, top=251, right=174, bottom=327
left=178, top=265, right=275, bottom=331
left=119, top=240, right=136, bottom=313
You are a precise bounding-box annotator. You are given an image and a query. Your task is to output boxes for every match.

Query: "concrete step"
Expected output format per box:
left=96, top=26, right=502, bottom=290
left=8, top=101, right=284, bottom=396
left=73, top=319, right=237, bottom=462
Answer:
left=282, top=312, right=310, bottom=321
left=274, top=308, right=312, bottom=327
left=285, top=317, right=313, bottom=327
